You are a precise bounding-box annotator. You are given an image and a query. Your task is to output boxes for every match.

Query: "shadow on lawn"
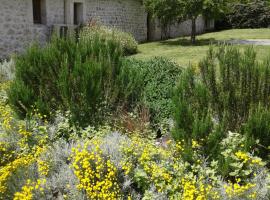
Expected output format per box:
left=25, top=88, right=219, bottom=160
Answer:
left=160, top=38, right=220, bottom=46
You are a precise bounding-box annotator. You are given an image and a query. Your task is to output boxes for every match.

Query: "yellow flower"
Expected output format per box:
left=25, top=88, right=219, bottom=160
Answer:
left=37, top=159, right=50, bottom=176
left=13, top=179, right=46, bottom=200
left=224, top=182, right=256, bottom=198
left=235, top=151, right=250, bottom=163
left=192, top=140, right=201, bottom=149
left=71, top=141, right=121, bottom=199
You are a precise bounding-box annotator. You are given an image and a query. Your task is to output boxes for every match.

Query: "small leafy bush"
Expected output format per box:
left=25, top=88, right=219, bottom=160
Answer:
left=173, top=46, right=270, bottom=160
left=123, top=57, right=182, bottom=125
left=227, top=0, right=270, bottom=28
left=8, top=34, right=141, bottom=126
left=81, top=23, right=138, bottom=55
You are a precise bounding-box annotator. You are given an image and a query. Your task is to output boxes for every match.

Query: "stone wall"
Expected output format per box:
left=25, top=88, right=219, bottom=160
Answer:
left=45, top=0, right=147, bottom=41
left=0, top=0, right=48, bottom=60
left=0, top=0, right=212, bottom=59
left=84, top=0, right=147, bottom=42
left=170, top=16, right=206, bottom=38
left=46, top=0, right=65, bottom=25
left=148, top=16, right=209, bottom=41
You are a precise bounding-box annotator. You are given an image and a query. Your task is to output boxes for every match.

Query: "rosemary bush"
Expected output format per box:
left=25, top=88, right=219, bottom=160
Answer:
left=173, top=46, right=270, bottom=160
left=8, top=33, right=141, bottom=127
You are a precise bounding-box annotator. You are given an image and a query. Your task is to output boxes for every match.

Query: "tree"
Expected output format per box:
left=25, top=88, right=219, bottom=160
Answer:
left=144, top=0, right=228, bottom=44
left=183, top=0, right=229, bottom=44
left=226, top=0, right=270, bottom=28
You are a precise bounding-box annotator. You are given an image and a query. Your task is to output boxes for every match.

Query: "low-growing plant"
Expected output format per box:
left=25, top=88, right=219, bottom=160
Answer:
left=219, top=131, right=265, bottom=180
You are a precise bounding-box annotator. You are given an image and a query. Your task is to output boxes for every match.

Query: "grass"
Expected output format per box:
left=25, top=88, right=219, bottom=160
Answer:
left=198, top=28, right=270, bottom=40
left=132, top=29, right=270, bottom=67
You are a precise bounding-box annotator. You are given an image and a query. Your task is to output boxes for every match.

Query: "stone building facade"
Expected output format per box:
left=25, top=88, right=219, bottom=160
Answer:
left=0, top=0, right=214, bottom=59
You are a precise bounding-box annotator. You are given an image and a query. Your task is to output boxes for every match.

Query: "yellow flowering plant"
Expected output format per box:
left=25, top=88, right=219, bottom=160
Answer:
left=13, top=179, right=46, bottom=200
left=220, top=132, right=265, bottom=180
left=70, top=140, right=121, bottom=199
left=120, top=136, right=221, bottom=199
left=0, top=81, right=270, bottom=200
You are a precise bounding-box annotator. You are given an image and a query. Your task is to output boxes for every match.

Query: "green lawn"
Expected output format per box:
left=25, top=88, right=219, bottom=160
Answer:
left=132, top=29, right=270, bottom=67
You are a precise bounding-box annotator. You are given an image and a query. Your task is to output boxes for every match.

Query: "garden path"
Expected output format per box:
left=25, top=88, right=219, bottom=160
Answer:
left=226, top=39, right=270, bottom=46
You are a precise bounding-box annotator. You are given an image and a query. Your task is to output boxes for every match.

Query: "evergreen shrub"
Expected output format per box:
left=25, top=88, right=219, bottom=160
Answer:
left=173, top=46, right=270, bottom=159
left=8, top=34, right=141, bottom=126
left=244, top=105, right=270, bottom=160
left=123, top=57, right=182, bottom=125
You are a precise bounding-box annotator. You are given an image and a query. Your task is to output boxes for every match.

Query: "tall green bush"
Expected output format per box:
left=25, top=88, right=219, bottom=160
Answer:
left=8, top=33, right=141, bottom=126
left=173, top=46, right=270, bottom=159
left=172, top=67, right=212, bottom=142
left=199, top=46, right=270, bottom=131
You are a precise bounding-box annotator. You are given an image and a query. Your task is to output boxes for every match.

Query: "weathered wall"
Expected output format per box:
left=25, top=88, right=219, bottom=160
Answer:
left=170, top=16, right=206, bottom=38
left=46, top=0, right=65, bottom=25
left=0, top=0, right=211, bottom=59
left=148, top=16, right=208, bottom=41
left=85, top=0, right=147, bottom=42
left=0, top=0, right=48, bottom=59
left=0, top=0, right=147, bottom=59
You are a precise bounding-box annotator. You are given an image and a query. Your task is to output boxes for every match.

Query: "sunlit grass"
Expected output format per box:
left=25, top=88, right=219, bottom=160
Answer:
left=132, top=29, right=270, bottom=67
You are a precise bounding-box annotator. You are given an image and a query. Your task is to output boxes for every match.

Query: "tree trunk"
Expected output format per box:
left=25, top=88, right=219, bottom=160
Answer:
left=191, top=18, right=196, bottom=45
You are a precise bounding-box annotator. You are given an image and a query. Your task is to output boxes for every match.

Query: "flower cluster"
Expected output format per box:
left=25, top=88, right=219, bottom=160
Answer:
left=220, top=132, right=266, bottom=181
left=235, top=151, right=264, bottom=166
left=13, top=179, right=46, bottom=200
left=37, top=159, right=50, bottom=176
left=71, top=141, right=121, bottom=199
left=224, top=181, right=257, bottom=199
left=0, top=155, right=35, bottom=194
left=0, top=141, right=15, bottom=166
left=121, top=136, right=221, bottom=199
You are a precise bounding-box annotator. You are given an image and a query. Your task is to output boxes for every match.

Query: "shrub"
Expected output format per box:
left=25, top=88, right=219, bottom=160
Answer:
left=172, top=67, right=212, bottom=142
left=227, top=0, right=270, bottom=28
left=1, top=81, right=270, bottom=200
left=173, top=46, right=270, bottom=160
left=123, top=57, right=182, bottom=125
left=71, top=140, right=122, bottom=199
left=199, top=46, right=270, bottom=131
left=244, top=105, right=270, bottom=160
left=81, top=23, right=138, bottom=55
left=8, top=34, right=141, bottom=126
